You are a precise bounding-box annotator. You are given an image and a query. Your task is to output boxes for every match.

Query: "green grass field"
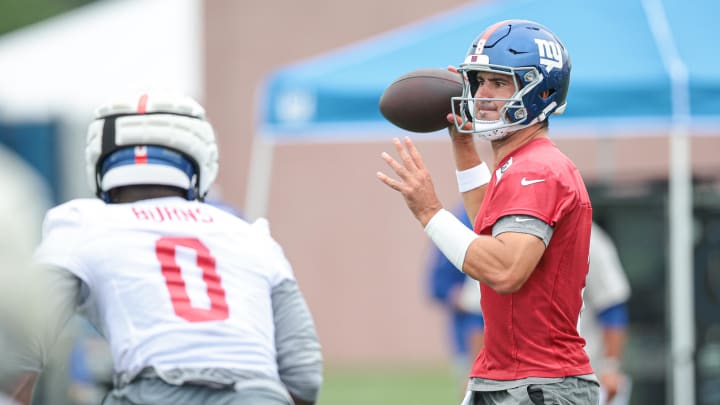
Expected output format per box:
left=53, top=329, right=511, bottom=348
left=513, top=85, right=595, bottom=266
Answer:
left=318, top=364, right=461, bottom=405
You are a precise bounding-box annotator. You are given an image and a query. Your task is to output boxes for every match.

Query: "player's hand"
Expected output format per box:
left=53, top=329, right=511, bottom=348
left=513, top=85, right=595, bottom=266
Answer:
left=445, top=66, right=474, bottom=142
left=447, top=113, right=474, bottom=142
left=448, top=285, right=464, bottom=311
left=599, top=370, right=623, bottom=401
left=376, top=136, right=442, bottom=226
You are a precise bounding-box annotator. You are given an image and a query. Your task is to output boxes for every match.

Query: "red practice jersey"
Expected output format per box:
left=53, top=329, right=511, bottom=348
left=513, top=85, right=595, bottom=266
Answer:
left=471, top=137, right=593, bottom=380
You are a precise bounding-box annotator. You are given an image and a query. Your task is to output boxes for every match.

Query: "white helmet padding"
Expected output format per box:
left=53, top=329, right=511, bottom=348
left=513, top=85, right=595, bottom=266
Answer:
left=85, top=91, right=218, bottom=200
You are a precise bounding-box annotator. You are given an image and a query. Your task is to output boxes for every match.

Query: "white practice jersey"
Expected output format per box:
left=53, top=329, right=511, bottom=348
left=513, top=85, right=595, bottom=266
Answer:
left=35, top=196, right=295, bottom=383
left=579, top=223, right=631, bottom=367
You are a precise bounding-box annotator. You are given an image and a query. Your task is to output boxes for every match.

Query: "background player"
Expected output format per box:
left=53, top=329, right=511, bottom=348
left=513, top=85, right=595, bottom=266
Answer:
left=582, top=222, right=632, bottom=404
left=13, top=91, right=323, bottom=405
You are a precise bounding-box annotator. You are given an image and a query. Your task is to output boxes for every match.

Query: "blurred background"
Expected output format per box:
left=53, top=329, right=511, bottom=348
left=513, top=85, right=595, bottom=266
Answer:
left=1, top=0, right=719, bottom=404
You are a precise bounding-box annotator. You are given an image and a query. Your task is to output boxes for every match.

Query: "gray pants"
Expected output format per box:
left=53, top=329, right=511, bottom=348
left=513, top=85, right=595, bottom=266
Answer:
left=465, top=377, right=600, bottom=405
left=102, top=377, right=293, bottom=405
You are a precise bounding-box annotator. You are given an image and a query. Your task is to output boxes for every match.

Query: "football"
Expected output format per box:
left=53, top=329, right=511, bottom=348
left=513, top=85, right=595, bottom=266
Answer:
left=379, top=68, right=463, bottom=133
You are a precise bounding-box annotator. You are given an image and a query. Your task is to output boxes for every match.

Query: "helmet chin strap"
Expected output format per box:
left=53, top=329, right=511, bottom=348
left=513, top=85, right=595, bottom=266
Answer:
left=473, top=116, right=540, bottom=141
left=190, top=175, right=202, bottom=201
left=473, top=123, right=514, bottom=141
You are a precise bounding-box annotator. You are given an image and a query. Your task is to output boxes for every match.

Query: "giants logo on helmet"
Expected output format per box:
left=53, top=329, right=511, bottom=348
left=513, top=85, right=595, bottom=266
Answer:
left=534, top=38, right=563, bottom=72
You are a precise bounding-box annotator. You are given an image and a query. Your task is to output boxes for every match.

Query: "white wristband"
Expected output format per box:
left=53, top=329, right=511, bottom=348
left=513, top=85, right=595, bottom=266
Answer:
left=424, top=209, right=479, bottom=272
left=456, top=162, right=491, bottom=192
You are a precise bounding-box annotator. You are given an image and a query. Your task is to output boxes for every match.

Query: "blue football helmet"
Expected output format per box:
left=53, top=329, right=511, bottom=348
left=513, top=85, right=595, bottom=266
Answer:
left=451, top=20, right=571, bottom=140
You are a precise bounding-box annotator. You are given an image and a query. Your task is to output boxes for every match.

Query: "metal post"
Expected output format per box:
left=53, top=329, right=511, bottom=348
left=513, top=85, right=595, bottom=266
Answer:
left=641, top=0, right=695, bottom=403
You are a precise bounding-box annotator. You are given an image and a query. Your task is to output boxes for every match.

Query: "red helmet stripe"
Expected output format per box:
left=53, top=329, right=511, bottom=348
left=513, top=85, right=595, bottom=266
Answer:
left=137, top=94, right=148, bottom=114
left=134, top=146, right=148, bottom=164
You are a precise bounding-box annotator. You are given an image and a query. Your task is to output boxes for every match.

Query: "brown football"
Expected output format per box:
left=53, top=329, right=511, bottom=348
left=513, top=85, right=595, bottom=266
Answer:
left=379, top=68, right=463, bottom=133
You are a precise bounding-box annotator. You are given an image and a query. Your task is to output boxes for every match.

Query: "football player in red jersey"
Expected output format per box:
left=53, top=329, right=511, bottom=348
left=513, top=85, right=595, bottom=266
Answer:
left=378, top=20, right=599, bottom=404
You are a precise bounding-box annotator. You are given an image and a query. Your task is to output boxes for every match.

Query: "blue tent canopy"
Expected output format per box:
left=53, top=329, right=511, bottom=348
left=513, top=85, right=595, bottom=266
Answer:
left=259, top=0, right=719, bottom=139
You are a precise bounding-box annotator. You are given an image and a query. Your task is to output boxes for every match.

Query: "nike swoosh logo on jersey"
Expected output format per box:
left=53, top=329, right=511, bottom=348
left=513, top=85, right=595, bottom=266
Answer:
left=520, top=177, right=545, bottom=186
left=515, top=217, right=534, bottom=223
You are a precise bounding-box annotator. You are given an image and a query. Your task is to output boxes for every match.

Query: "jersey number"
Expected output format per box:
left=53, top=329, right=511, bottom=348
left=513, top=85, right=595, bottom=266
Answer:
left=155, top=237, right=229, bottom=322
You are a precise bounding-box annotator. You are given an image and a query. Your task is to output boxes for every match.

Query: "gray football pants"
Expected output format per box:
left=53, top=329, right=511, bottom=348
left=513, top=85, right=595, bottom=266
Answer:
left=463, top=377, right=600, bottom=405
left=102, top=377, right=293, bottom=405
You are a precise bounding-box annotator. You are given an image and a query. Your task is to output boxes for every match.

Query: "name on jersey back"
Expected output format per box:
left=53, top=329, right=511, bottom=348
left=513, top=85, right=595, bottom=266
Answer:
left=131, top=205, right=215, bottom=223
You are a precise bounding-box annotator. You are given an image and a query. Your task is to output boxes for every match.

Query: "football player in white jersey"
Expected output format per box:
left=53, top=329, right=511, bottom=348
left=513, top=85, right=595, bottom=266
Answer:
left=580, top=223, right=632, bottom=405
left=13, top=92, right=323, bottom=405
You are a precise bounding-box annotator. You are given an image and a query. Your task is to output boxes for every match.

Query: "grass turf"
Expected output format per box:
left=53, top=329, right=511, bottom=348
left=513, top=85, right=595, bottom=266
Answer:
left=318, top=364, right=461, bottom=405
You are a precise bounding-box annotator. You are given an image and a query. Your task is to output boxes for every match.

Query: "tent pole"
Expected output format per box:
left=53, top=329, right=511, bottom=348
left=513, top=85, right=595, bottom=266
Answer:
left=669, top=125, right=694, bottom=405
left=244, top=133, right=275, bottom=221
left=641, top=0, right=695, bottom=403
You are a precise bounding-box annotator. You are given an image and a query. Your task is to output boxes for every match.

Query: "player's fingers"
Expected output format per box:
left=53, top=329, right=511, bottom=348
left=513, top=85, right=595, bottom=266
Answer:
left=446, top=66, right=463, bottom=87
left=450, top=113, right=471, bottom=129
left=403, top=136, right=427, bottom=171
left=447, top=113, right=468, bottom=130
left=447, top=114, right=462, bottom=136
left=380, top=151, right=411, bottom=182
left=375, top=171, right=403, bottom=192
left=447, top=114, right=473, bottom=137
left=446, top=113, right=456, bottom=125
left=446, top=113, right=460, bottom=134
left=392, top=137, right=418, bottom=172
